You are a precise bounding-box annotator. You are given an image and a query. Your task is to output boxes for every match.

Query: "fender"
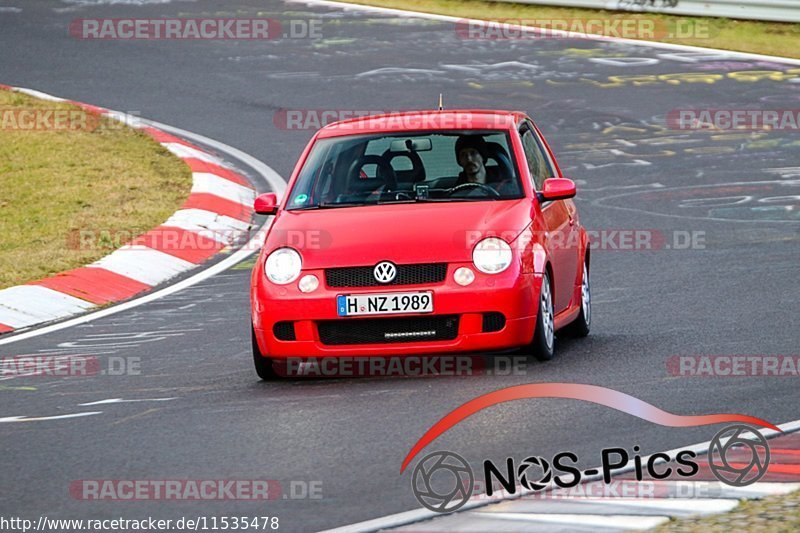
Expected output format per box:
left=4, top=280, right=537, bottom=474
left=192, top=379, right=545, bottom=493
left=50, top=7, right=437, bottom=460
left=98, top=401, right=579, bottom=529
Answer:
left=514, top=221, right=549, bottom=274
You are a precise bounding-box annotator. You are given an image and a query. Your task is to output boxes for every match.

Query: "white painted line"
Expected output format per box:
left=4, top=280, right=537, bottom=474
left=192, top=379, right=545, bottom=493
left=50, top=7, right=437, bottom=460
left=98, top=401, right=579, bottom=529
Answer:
left=0, top=412, right=102, bottom=423
left=592, top=178, right=800, bottom=225
left=503, top=497, right=736, bottom=514
left=13, top=87, right=68, bottom=102
left=192, top=172, right=257, bottom=205
left=0, top=101, right=283, bottom=346
left=162, top=142, right=224, bottom=165
left=78, top=397, right=177, bottom=406
left=475, top=512, right=669, bottom=530
left=290, top=0, right=800, bottom=66
left=0, top=286, right=96, bottom=328
left=320, top=509, right=442, bottom=533
left=482, top=495, right=739, bottom=517
left=89, top=245, right=195, bottom=286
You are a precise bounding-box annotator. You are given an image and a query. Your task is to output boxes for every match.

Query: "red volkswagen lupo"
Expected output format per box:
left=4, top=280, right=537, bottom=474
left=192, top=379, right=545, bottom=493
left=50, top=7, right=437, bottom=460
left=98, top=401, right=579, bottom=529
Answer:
left=250, top=110, right=590, bottom=379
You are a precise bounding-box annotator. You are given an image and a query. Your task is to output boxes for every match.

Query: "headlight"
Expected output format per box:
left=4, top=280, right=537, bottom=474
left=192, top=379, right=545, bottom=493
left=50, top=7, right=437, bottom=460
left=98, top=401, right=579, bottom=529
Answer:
left=265, top=247, right=302, bottom=284
left=472, top=237, right=512, bottom=274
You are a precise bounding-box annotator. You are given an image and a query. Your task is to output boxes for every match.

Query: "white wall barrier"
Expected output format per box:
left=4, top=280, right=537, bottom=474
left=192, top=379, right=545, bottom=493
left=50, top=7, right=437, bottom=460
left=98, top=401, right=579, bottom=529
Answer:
left=492, top=1, right=800, bottom=23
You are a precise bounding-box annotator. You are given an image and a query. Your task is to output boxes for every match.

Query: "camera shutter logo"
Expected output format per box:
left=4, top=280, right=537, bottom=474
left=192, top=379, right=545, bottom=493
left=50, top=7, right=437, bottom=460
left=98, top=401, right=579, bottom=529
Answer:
left=411, top=451, right=474, bottom=513
left=374, top=261, right=397, bottom=283
left=517, top=456, right=553, bottom=491
left=708, top=424, right=770, bottom=487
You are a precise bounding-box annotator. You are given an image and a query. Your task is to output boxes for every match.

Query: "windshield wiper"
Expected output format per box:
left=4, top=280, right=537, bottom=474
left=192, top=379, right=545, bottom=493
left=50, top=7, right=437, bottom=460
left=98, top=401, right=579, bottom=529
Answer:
left=380, top=197, right=500, bottom=204
left=290, top=202, right=363, bottom=211
left=377, top=199, right=418, bottom=205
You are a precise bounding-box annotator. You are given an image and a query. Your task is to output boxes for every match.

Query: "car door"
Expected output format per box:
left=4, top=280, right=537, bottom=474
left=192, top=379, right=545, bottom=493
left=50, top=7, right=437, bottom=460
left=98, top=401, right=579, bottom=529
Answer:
left=518, top=120, right=578, bottom=314
left=533, top=122, right=581, bottom=308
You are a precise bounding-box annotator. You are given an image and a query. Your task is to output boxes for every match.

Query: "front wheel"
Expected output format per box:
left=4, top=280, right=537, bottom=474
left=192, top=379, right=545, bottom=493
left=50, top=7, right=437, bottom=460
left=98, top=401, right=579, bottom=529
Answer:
left=523, top=272, right=555, bottom=361
left=252, top=326, right=280, bottom=380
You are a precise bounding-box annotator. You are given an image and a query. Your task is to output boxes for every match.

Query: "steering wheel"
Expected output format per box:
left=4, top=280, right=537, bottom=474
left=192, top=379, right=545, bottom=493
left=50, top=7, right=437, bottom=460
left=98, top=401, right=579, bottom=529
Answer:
left=447, top=182, right=501, bottom=198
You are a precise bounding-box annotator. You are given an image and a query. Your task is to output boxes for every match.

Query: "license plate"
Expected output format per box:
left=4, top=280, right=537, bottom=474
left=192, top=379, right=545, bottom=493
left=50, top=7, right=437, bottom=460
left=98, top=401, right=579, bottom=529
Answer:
left=337, top=292, right=433, bottom=317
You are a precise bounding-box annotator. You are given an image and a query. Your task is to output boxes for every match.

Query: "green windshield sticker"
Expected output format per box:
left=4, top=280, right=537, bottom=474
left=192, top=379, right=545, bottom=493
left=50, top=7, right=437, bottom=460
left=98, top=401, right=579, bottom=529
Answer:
left=294, top=194, right=309, bottom=204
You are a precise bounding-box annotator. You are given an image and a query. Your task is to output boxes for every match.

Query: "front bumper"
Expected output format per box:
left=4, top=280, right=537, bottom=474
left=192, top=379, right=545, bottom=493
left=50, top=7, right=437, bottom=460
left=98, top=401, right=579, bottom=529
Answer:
left=252, top=263, right=541, bottom=358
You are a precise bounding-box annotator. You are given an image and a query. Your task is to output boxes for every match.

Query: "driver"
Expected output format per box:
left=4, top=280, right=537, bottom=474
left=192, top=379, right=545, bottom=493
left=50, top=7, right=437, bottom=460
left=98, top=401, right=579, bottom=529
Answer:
left=455, top=134, right=492, bottom=185
left=454, top=135, right=513, bottom=194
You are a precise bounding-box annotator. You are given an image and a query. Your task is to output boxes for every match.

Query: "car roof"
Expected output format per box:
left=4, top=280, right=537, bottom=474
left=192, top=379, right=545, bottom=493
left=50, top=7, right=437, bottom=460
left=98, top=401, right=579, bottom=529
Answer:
left=316, top=109, right=529, bottom=138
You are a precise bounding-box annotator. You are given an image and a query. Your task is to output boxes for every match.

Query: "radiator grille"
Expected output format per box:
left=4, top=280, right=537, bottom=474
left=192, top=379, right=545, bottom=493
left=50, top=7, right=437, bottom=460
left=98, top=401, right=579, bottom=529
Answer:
left=317, top=315, right=459, bottom=345
left=325, top=263, right=447, bottom=288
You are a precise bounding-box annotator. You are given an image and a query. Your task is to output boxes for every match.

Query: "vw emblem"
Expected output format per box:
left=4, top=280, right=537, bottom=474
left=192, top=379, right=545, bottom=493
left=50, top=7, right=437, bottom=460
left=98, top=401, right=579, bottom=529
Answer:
left=374, top=261, right=397, bottom=284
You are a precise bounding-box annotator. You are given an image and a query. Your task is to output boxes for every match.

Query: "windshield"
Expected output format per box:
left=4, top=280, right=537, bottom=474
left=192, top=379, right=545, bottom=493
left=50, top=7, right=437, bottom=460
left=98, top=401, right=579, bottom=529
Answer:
left=286, top=131, right=524, bottom=210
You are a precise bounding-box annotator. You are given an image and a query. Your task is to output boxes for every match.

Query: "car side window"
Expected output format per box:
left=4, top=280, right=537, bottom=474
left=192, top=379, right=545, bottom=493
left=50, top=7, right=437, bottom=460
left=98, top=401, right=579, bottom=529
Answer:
left=519, top=124, right=554, bottom=191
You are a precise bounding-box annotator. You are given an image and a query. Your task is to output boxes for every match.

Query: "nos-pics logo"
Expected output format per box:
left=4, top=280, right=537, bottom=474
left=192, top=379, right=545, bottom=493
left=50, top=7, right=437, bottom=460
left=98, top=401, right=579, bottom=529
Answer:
left=403, top=384, right=779, bottom=514
left=412, top=424, right=771, bottom=513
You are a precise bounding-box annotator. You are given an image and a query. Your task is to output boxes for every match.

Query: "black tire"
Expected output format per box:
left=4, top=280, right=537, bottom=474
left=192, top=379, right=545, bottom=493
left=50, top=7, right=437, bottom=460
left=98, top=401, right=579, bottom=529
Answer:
left=252, top=325, right=280, bottom=380
left=562, top=260, right=591, bottom=338
left=523, top=271, right=555, bottom=361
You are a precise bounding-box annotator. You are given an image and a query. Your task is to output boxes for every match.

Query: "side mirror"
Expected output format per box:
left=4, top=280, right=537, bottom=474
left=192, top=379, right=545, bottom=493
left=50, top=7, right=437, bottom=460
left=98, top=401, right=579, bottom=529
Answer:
left=539, top=178, right=576, bottom=202
left=254, top=193, right=279, bottom=215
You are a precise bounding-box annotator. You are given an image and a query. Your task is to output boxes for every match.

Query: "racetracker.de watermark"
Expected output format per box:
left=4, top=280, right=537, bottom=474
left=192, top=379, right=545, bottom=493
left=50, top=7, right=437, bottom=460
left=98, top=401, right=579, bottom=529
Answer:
left=275, top=109, right=399, bottom=130
left=471, top=478, right=755, bottom=501
left=667, top=109, right=800, bottom=131
left=69, top=18, right=322, bottom=40
left=0, top=355, right=140, bottom=378
left=68, top=479, right=322, bottom=500
left=279, top=355, right=529, bottom=378
left=273, top=109, right=512, bottom=131
left=68, top=228, right=228, bottom=251
left=667, top=355, right=800, bottom=377
left=0, top=108, right=136, bottom=132
left=459, top=229, right=706, bottom=251
left=71, top=227, right=706, bottom=255
left=66, top=228, right=322, bottom=252
left=455, top=18, right=714, bottom=40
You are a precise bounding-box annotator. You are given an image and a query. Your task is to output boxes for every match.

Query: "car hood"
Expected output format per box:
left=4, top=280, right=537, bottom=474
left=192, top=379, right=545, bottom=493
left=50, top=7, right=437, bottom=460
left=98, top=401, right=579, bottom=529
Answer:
left=264, top=199, right=533, bottom=269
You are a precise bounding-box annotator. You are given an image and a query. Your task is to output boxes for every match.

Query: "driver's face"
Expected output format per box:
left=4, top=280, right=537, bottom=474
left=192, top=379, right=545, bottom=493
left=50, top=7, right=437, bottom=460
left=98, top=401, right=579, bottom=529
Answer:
left=458, top=147, right=484, bottom=173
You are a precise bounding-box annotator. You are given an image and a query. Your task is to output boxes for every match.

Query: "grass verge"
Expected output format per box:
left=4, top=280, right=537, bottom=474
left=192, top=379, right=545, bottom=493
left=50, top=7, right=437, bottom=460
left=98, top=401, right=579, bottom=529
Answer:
left=0, top=89, right=192, bottom=290
left=656, top=487, right=800, bottom=532
left=341, top=0, right=800, bottom=59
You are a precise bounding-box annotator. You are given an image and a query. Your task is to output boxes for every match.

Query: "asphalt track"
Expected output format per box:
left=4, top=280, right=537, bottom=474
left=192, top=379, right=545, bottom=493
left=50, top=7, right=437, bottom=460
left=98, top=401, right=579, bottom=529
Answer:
left=1, top=1, right=799, bottom=531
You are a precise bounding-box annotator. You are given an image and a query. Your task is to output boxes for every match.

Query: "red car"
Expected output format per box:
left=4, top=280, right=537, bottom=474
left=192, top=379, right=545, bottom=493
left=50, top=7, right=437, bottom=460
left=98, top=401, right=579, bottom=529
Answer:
left=250, top=110, right=590, bottom=379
